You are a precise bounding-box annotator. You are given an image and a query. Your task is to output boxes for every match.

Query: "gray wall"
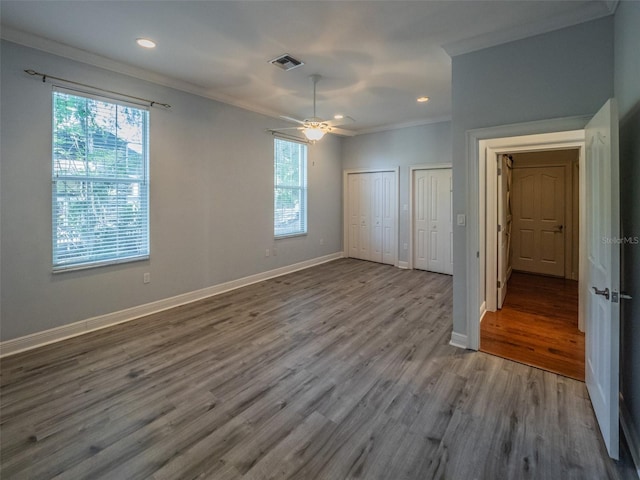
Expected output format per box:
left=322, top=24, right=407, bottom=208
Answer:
left=615, top=0, right=640, bottom=459
left=450, top=16, right=614, bottom=335
left=341, top=122, right=452, bottom=264
left=0, top=41, right=343, bottom=341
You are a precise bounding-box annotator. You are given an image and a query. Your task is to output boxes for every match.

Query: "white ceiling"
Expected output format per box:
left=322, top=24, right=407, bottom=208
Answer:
left=0, top=1, right=616, bottom=134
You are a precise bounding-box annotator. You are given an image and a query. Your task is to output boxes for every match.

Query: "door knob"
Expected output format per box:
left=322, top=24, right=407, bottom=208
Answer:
left=554, top=225, right=564, bottom=233
left=592, top=286, right=610, bottom=300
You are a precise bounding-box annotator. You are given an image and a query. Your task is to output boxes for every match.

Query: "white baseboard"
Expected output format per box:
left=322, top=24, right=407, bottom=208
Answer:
left=0, top=252, right=343, bottom=358
left=397, top=261, right=410, bottom=269
left=449, top=331, right=468, bottom=349
left=621, top=395, right=640, bottom=478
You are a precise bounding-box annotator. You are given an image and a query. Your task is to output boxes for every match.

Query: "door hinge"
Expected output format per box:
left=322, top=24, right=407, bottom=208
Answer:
left=497, top=168, right=502, bottom=176
left=497, top=280, right=502, bottom=288
left=497, top=224, right=502, bottom=233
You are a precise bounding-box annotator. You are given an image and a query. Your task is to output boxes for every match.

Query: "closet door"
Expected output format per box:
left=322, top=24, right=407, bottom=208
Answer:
left=370, top=173, right=384, bottom=263
left=414, top=170, right=429, bottom=271
left=348, top=174, right=360, bottom=258
left=382, top=171, right=396, bottom=265
left=358, top=173, right=372, bottom=261
left=347, top=170, right=397, bottom=265
left=413, top=168, right=453, bottom=275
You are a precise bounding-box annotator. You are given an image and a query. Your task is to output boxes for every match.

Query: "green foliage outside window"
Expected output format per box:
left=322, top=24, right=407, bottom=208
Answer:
left=52, top=90, right=149, bottom=269
left=274, top=138, right=307, bottom=237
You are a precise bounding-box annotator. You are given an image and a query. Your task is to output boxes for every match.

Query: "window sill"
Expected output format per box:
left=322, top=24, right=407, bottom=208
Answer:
left=274, top=233, right=307, bottom=240
left=53, top=255, right=149, bottom=273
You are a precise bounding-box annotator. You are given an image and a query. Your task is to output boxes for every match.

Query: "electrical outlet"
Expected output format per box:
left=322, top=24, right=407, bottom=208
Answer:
left=265, top=248, right=270, bottom=257
left=403, top=243, right=408, bottom=250
left=143, top=272, right=150, bottom=284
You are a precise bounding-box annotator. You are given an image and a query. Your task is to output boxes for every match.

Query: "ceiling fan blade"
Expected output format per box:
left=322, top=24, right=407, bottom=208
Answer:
left=279, top=115, right=306, bottom=125
left=328, top=126, right=356, bottom=137
left=325, top=115, right=355, bottom=128
left=269, top=126, right=304, bottom=131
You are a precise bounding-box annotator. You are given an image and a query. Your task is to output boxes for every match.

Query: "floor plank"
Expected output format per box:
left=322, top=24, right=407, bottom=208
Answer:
left=480, top=271, right=585, bottom=381
left=1, top=259, right=635, bottom=479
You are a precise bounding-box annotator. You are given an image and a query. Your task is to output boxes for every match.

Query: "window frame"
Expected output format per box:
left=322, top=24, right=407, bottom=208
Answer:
left=274, top=137, right=308, bottom=239
left=51, top=87, right=150, bottom=272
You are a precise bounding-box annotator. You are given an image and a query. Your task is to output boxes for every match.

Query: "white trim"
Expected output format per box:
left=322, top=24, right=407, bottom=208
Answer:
left=397, top=261, right=410, bottom=269
left=465, top=116, right=591, bottom=351
left=620, top=396, right=640, bottom=477
left=355, top=116, right=452, bottom=136
left=342, top=167, right=400, bottom=267
left=449, top=331, right=468, bottom=349
left=408, top=164, right=453, bottom=270
left=442, top=2, right=615, bottom=57
left=0, top=252, right=343, bottom=358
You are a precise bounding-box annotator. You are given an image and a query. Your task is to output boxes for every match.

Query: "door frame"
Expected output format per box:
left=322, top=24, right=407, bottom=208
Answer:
left=343, top=167, right=400, bottom=266
left=408, top=164, right=452, bottom=270
left=464, top=116, right=590, bottom=351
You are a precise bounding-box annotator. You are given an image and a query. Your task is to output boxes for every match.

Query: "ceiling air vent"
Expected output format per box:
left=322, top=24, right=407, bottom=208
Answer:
left=269, top=54, right=304, bottom=71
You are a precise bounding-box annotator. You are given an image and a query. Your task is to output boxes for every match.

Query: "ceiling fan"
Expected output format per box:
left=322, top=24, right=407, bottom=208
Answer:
left=273, top=74, right=354, bottom=142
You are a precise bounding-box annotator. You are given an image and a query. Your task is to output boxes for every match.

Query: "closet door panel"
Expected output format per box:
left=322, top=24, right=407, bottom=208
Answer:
left=348, top=174, right=360, bottom=259
left=382, top=171, right=396, bottom=265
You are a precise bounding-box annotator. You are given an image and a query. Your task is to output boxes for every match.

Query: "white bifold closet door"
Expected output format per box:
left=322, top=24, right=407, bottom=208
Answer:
left=413, top=168, right=453, bottom=275
left=348, top=171, right=396, bottom=265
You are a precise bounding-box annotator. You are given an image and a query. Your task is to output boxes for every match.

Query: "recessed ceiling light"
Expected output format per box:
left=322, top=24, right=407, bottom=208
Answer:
left=136, top=38, right=156, bottom=49
left=417, top=96, right=430, bottom=103
left=334, top=114, right=344, bottom=120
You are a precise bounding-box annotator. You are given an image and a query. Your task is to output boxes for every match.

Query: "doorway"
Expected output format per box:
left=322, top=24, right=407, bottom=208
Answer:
left=465, top=101, right=622, bottom=459
left=481, top=149, right=583, bottom=380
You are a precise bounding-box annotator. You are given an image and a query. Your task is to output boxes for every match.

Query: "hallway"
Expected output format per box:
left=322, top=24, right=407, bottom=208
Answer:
left=480, top=272, right=584, bottom=381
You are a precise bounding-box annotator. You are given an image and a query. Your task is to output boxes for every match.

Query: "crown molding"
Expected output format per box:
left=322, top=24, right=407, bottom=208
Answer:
left=354, top=116, right=451, bottom=136
left=0, top=26, right=286, bottom=121
left=442, top=1, right=615, bottom=57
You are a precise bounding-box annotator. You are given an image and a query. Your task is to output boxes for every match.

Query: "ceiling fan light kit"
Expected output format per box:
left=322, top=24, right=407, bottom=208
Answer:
left=302, top=127, right=326, bottom=141
left=270, top=74, right=354, bottom=143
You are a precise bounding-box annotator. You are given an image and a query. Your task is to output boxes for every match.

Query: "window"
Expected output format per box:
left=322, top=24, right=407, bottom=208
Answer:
left=274, top=138, right=307, bottom=237
left=52, top=88, right=149, bottom=271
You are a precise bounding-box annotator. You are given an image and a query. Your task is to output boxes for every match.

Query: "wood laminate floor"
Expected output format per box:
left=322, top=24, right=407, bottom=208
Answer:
left=1, top=259, right=635, bottom=479
left=480, top=272, right=584, bottom=381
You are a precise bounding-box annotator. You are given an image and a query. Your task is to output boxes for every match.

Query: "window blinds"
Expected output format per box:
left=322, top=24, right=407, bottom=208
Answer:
left=52, top=88, right=150, bottom=270
left=274, top=138, right=307, bottom=237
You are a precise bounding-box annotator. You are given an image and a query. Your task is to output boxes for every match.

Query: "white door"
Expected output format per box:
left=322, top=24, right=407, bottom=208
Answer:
left=381, top=172, right=396, bottom=265
left=413, top=169, right=452, bottom=275
left=370, top=173, right=384, bottom=263
left=585, top=99, right=620, bottom=459
left=511, top=166, right=565, bottom=277
left=497, top=155, right=513, bottom=308
left=347, top=171, right=397, bottom=265
left=358, top=174, right=372, bottom=261
left=348, top=174, right=360, bottom=258
left=414, top=170, right=429, bottom=271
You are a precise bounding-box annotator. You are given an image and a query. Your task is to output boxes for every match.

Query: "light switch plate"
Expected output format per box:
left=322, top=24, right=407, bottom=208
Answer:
left=457, top=214, right=466, bottom=226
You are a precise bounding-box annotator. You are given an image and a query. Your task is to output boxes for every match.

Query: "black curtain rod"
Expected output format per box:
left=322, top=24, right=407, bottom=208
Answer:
left=24, top=69, right=171, bottom=109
